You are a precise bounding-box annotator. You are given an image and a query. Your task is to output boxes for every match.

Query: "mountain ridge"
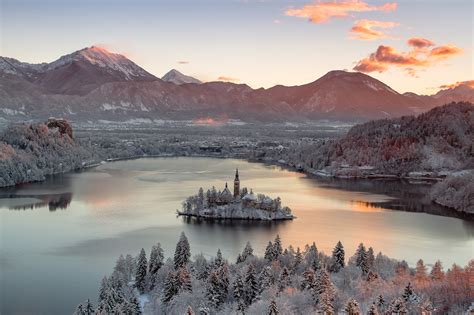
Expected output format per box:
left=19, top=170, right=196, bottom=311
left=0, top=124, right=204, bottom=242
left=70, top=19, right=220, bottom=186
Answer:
left=1, top=46, right=472, bottom=122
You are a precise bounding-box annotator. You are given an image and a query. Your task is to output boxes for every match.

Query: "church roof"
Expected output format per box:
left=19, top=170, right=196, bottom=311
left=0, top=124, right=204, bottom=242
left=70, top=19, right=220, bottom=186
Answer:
left=242, top=192, right=257, bottom=201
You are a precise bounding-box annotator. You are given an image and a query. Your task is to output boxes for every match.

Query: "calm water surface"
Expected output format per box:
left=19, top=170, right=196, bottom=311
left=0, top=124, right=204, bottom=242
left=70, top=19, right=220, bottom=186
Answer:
left=1, top=157, right=473, bottom=314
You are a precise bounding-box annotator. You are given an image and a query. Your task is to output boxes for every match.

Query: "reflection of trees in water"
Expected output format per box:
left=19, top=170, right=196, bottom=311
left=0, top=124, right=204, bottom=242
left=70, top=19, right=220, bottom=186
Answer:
left=8, top=192, right=73, bottom=211
left=180, top=215, right=290, bottom=229
left=311, top=177, right=474, bottom=221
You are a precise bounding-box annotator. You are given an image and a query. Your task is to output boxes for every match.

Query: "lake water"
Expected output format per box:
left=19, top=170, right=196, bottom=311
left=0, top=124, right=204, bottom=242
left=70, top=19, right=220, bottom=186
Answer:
left=1, top=157, right=473, bottom=314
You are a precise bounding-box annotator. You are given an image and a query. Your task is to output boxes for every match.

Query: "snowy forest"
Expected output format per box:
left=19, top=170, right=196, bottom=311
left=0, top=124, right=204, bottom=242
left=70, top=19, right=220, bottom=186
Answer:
left=74, top=233, right=472, bottom=315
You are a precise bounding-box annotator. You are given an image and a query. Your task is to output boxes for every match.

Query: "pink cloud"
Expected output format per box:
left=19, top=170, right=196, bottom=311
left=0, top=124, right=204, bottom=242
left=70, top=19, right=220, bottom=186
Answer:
left=285, top=0, right=397, bottom=24
left=218, top=76, right=239, bottom=82
left=407, top=37, right=435, bottom=49
left=350, top=19, right=399, bottom=40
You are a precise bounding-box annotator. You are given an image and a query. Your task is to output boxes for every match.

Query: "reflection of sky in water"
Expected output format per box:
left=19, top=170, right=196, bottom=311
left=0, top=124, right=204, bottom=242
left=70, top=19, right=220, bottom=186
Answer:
left=1, top=157, right=473, bottom=314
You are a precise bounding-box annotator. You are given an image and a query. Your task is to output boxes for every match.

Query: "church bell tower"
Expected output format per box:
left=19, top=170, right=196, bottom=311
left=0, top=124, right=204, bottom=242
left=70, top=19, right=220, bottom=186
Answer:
left=234, top=168, right=240, bottom=198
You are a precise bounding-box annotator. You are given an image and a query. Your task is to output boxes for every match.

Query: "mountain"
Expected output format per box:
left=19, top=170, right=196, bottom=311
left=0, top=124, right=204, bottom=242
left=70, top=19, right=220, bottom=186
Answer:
left=0, top=46, right=471, bottom=122
left=162, top=69, right=202, bottom=85
left=0, top=46, right=157, bottom=95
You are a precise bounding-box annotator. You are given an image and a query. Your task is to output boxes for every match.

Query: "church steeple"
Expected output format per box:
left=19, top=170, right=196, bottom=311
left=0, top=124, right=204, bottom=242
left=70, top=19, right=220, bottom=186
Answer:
left=233, top=168, right=240, bottom=198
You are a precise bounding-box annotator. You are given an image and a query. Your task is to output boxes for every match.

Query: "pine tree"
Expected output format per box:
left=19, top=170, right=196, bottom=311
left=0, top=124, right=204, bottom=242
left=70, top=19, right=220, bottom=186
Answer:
left=367, top=302, right=379, bottom=315
left=174, top=232, right=191, bottom=270
left=268, top=299, right=279, bottom=315
left=319, top=289, right=335, bottom=315
left=214, top=249, right=224, bottom=268
left=206, top=271, right=223, bottom=309
left=278, top=267, right=291, bottom=292
left=377, top=295, right=385, bottom=313
left=179, top=267, right=193, bottom=292
left=367, top=247, right=375, bottom=271
left=355, top=243, right=368, bottom=274
left=415, top=259, right=428, bottom=284
left=306, top=242, right=318, bottom=265
left=301, top=268, right=316, bottom=291
left=162, top=272, right=178, bottom=303
left=217, top=263, right=230, bottom=301
left=128, top=296, right=142, bottom=315
left=264, top=241, right=274, bottom=261
left=98, top=276, right=109, bottom=303
left=402, top=282, right=414, bottom=302
left=330, top=241, right=345, bottom=272
left=198, top=304, right=211, bottom=315
left=273, top=235, right=283, bottom=259
left=74, top=303, right=84, bottom=315
left=83, top=299, right=94, bottom=315
left=430, top=260, right=444, bottom=280
left=148, top=243, right=164, bottom=290
left=388, top=298, right=407, bottom=314
left=241, top=241, right=254, bottom=261
left=135, top=248, right=148, bottom=294
left=259, top=266, right=274, bottom=291
left=294, top=247, right=303, bottom=267
left=244, top=264, right=259, bottom=306
left=233, top=274, right=246, bottom=313
left=344, top=298, right=361, bottom=315
left=186, top=305, right=195, bottom=315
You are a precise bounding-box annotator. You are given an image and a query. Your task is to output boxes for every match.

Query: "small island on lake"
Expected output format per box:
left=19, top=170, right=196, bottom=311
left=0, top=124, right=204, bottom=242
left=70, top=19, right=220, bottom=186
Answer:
left=177, top=169, right=294, bottom=220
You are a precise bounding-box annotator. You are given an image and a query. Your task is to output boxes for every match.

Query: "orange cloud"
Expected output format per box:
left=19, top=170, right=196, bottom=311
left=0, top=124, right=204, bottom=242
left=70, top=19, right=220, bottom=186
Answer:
left=439, top=80, right=474, bottom=90
left=350, top=19, right=398, bottom=40
left=353, top=39, right=462, bottom=75
left=218, top=76, right=239, bottom=82
left=285, top=0, right=397, bottom=24
left=407, top=37, right=435, bottom=49
left=429, top=45, right=463, bottom=58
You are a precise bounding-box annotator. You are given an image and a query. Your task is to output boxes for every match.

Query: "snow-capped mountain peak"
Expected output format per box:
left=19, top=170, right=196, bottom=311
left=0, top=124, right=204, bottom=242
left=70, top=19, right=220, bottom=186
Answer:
left=162, top=69, right=202, bottom=85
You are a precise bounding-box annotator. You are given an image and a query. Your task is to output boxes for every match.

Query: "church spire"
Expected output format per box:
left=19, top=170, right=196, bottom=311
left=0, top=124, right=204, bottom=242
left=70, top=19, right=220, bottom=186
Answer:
left=235, top=168, right=239, bottom=181
left=233, top=168, right=240, bottom=198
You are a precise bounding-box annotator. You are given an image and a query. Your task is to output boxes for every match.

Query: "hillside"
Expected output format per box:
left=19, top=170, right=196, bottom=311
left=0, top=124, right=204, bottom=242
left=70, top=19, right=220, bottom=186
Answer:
left=1, top=47, right=472, bottom=122
left=0, top=119, right=99, bottom=187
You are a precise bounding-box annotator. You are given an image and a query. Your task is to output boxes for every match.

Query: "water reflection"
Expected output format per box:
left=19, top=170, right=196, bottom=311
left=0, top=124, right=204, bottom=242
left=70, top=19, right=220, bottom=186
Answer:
left=6, top=192, right=73, bottom=211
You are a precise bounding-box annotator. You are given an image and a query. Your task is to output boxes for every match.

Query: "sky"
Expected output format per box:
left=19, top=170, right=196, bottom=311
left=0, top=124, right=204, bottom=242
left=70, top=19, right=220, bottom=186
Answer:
left=0, top=0, right=472, bottom=94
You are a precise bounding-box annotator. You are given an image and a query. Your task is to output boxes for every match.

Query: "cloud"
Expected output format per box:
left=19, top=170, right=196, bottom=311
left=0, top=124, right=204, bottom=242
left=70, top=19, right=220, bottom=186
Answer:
left=407, top=37, right=435, bottom=49
left=178, top=60, right=189, bottom=64
left=218, top=76, right=239, bottom=82
left=285, top=0, right=397, bottom=24
left=350, top=19, right=399, bottom=40
left=439, top=80, right=474, bottom=90
left=353, top=39, right=462, bottom=75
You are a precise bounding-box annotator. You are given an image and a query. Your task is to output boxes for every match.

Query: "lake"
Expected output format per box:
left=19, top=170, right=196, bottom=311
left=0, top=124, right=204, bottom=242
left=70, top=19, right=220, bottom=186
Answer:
left=1, top=157, right=473, bottom=314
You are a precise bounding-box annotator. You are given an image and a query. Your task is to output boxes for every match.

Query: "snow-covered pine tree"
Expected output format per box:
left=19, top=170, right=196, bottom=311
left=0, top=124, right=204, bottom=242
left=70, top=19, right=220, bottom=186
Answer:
left=135, top=248, right=148, bottom=294
left=179, top=267, right=193, bottom=293
left=83, top=299, right=94, bottom=315
left=306, top=242, right=318, bottom=265
left=148, top=243, right=164, bottom=290
left=278, top=267, right=291, bottom=292
left=330, top=241, right=345, bottom=272
left=233, top=274, right=246, bottom=313
left=301, top=268, right=316, bottom=291
left=214, top=249, right=224, bottom=268
left=217, top=263, right=229, bottom=301
left=367, top=302, right=379, bottom=315
left=264, top=241, right=274, bottom=261
left=430, top=260, right=444, bottom=280
left=198, top=304, right=211, bottom=315
left=268, top=299, right=279, bottom=315
left=313, top=269, right=335, bottom=306
left=355, top=243, right=369, bottom=274
left=74, top=303, right=84, bottom=315
left=259, top=265, right=274, bottom=291
left=402, top=282, right=414, bottom=302
left=241, top=241, right=254, bottom=262
left=236, top=253, right=243, bottom=264
left=415, top=259, right=428, bottom=283
left=319, top=288, right=335, bottom=315
left=244, top=264, right=259, bottom=306
left=162, top=272, right=178, bottom=303
left=294, top=247, right=303, bottom=268
left=174, top=232, right=191, bottom=270
left=388, top=298, right=407, bottom=314
left=128, top=296, right=142, bottom=315
left=344, top=297, right=361, bottom=315
left=98, top=276, right=109, bottom=303
left=377, top=295, right=385, bottom=313
left=206, top=271, right=223, bottom=309
left=273, top=235, right=283, bottom=259
left=367, top=247, right=375, bottom=271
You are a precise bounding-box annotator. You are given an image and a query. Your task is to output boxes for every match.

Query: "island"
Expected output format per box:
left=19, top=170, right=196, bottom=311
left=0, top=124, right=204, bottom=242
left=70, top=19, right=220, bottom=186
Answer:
left=177, top=169, right=295, bottom=220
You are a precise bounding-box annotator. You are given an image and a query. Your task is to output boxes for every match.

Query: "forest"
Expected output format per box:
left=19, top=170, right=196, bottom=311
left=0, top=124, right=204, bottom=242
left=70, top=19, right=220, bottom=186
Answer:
left=74, top=233, right=472, bottom=315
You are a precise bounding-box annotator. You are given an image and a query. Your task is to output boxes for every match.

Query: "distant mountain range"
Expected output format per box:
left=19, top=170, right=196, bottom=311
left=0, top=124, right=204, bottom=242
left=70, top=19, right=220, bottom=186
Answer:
left=1, top=46, right=472, bottom=122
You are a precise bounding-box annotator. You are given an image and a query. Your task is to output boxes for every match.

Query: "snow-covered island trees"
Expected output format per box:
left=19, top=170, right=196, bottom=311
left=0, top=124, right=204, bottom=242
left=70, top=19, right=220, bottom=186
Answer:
left=177, top=169, right=294, bottom=220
